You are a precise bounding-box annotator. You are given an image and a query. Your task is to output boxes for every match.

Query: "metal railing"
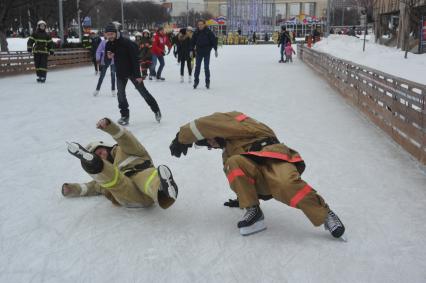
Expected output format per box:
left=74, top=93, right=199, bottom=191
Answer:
left=298, top=44, right=426, bottom=165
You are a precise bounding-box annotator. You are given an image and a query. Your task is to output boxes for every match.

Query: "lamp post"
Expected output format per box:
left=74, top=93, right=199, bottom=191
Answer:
left=77, top=0, right=82, bottom=42
left=58, top=0, right=64, bottom=46
left=121, top=0, right=125, bottom=30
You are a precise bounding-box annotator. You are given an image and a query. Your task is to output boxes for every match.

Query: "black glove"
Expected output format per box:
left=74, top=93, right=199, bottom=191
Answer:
left=27, top=48, right=32, bottom=53
left=224, top=198, right=239, bottom=208
left=170, top=133, right=192, bottom=158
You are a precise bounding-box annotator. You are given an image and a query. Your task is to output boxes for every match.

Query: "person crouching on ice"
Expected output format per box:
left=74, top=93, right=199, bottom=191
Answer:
left=170, top=111, right=345, bottom=238
left=63, top=118, right=178, bottom=209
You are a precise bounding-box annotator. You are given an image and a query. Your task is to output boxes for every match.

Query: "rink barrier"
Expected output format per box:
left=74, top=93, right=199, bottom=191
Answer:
left=0, top=48, right=91, bottom=77
left=298, top=45, right=426, bottom=165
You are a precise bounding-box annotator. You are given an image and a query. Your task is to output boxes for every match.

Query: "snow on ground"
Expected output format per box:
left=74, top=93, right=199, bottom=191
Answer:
left=0, top=45, right=425, bottom=283
left=313, top=34, right=426, bottom=85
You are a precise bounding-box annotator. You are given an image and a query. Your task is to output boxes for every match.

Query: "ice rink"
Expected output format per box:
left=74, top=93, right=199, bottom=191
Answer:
left=0, top=45, right=425, bottom=283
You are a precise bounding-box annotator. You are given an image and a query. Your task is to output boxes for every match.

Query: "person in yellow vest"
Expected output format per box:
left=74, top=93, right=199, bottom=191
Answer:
left=170, top=111, right=345, bottom=238
left=63, top=117, right=178, bottom=210
left=27, top=20, right=54, bottom=83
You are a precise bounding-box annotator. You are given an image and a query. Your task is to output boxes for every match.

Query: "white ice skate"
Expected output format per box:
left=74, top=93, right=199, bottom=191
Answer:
left=188, top=76, right=192, bottom=83
left=66, top=142, right=94, bottom=162
left=180, top=76, right=184, bottom=83
left=111, top=90, right=116, bottom=97
left=93, top=90, right=100, bottom=97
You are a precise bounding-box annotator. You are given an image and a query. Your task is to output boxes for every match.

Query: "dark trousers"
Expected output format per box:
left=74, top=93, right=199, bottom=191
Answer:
left=96, top=64, right=116, bottom=91
left=92, top=55, right=98, bottom=72
left=194, top=53, right=210, bottom=83
left=280, top=45, right=285, bottom=61
left=116, top=76, right=160, bottom=118
left=150, top=55, right=165, bottom=78
left=180, top=58, right=192, bottom=76
left=34, top=53, right=48, bottom=78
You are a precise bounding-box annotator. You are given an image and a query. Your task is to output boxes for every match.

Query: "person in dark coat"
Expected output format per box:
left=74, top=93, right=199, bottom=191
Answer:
left=191, top=20, right=218, bottom=89
left=177, top=27, right=193, bottom=83
left=104, top=22, right=161, bottom=125
left=137, top=30, right=153, bottom=79
left=90, top=32, right=102, bottom=74
left=278, top=26, right=291, bottom=63
left=27, top=20, right=55, bottom=83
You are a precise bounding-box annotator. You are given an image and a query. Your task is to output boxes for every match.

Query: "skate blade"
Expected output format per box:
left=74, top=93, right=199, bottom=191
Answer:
left=158, top=165, right=177, bottom=199
left=66, top=142, right=93, bottom=161
left=339, top=235, right=348, bottom=242
left=239, top=220, right=267, bottom=236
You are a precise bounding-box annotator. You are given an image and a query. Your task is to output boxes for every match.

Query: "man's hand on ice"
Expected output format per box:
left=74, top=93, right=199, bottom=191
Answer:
left=170, top=133, right=192, bottom=158
left=96, top=118, right=111, bottom=129
left=224, top=198, right=239, bottom=208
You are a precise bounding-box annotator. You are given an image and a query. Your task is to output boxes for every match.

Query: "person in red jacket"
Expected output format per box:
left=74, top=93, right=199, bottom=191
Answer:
left=149, top=27, right=172, bottom=81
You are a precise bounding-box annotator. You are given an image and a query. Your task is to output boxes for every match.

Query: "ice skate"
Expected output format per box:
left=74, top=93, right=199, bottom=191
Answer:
left=238, top=205, right=267, bottom=236
left=180, top=76, right=184, bottom=83
left=111, top=90, right=116, bottom=97
left=156, top=76, right=165, bottom=81
left=155, top=110, right=162, bottom=123
left=324, top=210, right=346, bottom=240
left=206, top=81, right=210, bottom=89
left=93, top=90, right=100, bottom=97
left=188, top=76, right=192, bottom=83
left=66, top=142, right=94, bottom=162
left=157, top=165, right=178, bottom=209
left=193, top=81, right=199, bottom=89
left=117, top=116, right=129, bottom=126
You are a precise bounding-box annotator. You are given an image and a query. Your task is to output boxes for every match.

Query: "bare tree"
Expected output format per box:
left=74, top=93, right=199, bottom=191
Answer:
left=399, top=0, right=421, bottom=58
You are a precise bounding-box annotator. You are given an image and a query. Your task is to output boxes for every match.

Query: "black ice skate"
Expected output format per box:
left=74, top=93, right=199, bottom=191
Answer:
left=36, top=77, right=42, bottom=83
left=206, top=81, right=210, bottom=89
left=117, top=116, right=129, bottom=126
left=238, top=205, right=267, bottom=236
left=193, top=81, right=199, bottom=89
left=66, top=142, right=94, bottom=162
left=324, top=210, right=346, bottom=240
left=39, top=77, right=46, bottom=83
left=156, top=76, right=165, bottom=81
left=157, top=165, right=178, bottom=209
left=155, top=110, right=162, bottom=123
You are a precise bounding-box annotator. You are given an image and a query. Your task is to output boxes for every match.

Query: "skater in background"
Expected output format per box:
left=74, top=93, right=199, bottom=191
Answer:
left=278, top=26, right=291, bottom=63
left=191, top=19, right=218, bottom=89
left=177, top=27, right=193, bottom=83
left=90, top=32, right=102, bottom=74
left=63, top=117, right=178, bottom=210
left=93, top=38, right=116, bottom=97
left=138, top=30, right=153, bottom=79
left=150, top=27, right=172, bottom=81
left=104, top=22, right=161, bottom=125
left=284, top=42, right=296, bottom=63
left=170, top=111, right=345, bottom=238
left=27, top=20, right=54, bottom=83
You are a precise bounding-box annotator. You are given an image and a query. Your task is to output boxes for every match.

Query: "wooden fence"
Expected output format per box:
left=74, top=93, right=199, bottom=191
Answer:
left=0, top=48, right=91, bottom=77
left=298, top=45, right=426, bottom=165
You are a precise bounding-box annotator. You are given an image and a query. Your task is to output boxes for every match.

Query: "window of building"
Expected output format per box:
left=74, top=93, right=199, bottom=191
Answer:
left=303, top=2, right=316, bottom=16
left=289, top=3, right=300, bottom=17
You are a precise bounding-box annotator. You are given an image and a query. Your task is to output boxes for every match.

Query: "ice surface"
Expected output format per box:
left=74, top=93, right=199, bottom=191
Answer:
left=0, top=45, right=425, bottom=283
left=313, top=34, right=426, bottom=85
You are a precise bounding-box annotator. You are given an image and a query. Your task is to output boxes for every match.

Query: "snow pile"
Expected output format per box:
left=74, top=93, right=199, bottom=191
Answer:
left=0, top=45, right=425, bottom=282
left=313, top=34, right=426, bottom=85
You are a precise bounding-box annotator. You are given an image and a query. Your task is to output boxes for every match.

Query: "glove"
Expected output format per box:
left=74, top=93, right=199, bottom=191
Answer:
left=170, top=133, right=192, bottom=158
left=49, top=50, right=54, bottom=55
left=27, top=48, right=32, bottom=53
left=224, top=198, right=239, bottom=208
left=214, top=50, right=218, bottom=58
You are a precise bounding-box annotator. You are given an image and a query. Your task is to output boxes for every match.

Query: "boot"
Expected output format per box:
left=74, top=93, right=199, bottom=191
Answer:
left=93, top=90, right=100, bottom=96
left=66, top=142, right=94, bottom=162
left=117, top=116, right=129, bottom=126
left=155, top=110, right=162, bottom=123
left=157, top=165, right=178, bottom=209
left=238, top=205, right=267, bottom=236
left=324, top=210, right=345, bottom=238
left=193, top=80, right=199, bottom=89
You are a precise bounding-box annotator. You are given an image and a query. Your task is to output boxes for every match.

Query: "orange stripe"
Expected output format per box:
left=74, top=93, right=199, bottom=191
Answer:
left=235, top=114, right=248, bottom=122
left=227, top=168, right=255, bottom=184
left=244, top=151, right=303, bottom=163
left=290, top=185, right=312, bottom=207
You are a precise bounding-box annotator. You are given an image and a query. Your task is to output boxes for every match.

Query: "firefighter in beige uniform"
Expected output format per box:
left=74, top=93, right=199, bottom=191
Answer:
left=63, top=118, right=178, bottom=209
left=170, top=111, right=345, bottom=237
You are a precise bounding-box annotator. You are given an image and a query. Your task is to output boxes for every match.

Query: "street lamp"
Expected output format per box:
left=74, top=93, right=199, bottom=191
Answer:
left=58, top=0, right=64, bottom=46
left=121, top=0, right=125, bottom=31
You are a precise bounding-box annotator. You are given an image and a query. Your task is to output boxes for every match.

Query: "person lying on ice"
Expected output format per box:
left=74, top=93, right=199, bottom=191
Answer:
left=62, top=118, right=178, bottom=209
left=170, top=111, right=345, bottom=238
